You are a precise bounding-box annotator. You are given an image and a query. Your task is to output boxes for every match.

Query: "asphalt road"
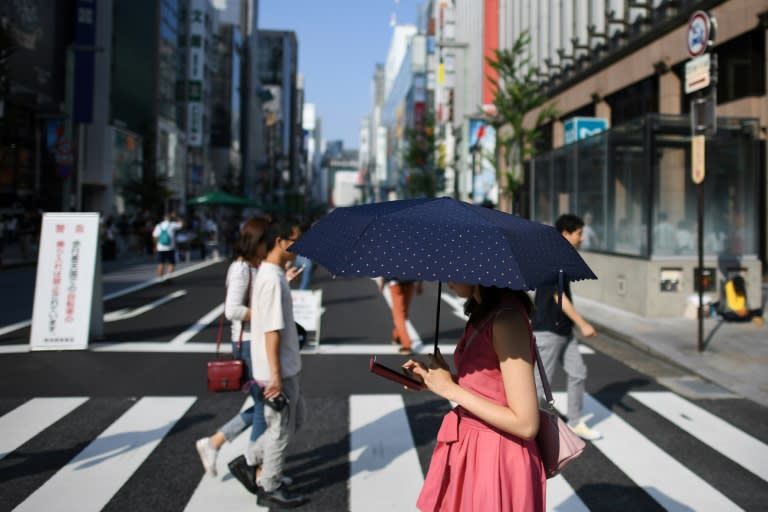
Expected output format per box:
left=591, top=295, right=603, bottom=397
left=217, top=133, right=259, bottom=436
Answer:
left=0, top=262, right=766, bottom=511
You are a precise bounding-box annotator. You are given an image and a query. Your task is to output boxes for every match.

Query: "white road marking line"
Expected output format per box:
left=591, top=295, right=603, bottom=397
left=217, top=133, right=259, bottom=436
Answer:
left=0, top=319, right=31, bottom=337
left=169, top=303, right=225, bottom=345
left=349, top=394, right=423, bottom=510
left=553, top=392, right=743, bottom=511
left=309, top=343, right=456, bottom=355
left=0, top=259, right=222, bottom=336
left=0, top=397, right=88, bottom=460
left=184, top=399, right=268, bottom=511
left=15, top=396, right=196, bottom=512
left=440, top=292, right=467, bottom=320
left=0, top=341, right=591, bottom=356
left=104, top=290, right=187, bottom=322
left=102, top=258, right=223, bottom=301
left=546, top=473, right=590, bottom=512
left=630, top=391, right=768, bottom=482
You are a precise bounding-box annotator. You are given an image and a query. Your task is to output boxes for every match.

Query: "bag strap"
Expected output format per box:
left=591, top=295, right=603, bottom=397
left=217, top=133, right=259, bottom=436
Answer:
left=215, top=312, right=225, bottom=356
left=533, top=339, right=555, bottom=405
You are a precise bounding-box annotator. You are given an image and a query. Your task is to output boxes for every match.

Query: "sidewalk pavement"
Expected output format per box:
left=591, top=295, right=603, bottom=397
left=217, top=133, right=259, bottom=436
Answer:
left=3, top=238, right=766, bottom=408
left=576, top=290, right=768, bottom=409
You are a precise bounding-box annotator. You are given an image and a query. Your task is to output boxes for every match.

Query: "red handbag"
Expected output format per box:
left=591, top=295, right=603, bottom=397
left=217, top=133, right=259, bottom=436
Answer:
left=533, top=338, right=586, bottom=478
left=207, top=314, right=246, bottom=392
left=207, top=269, right=250, bottom=392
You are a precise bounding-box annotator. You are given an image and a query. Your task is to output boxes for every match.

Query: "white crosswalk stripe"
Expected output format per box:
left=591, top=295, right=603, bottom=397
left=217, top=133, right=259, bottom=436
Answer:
left=14, top=397, right=196, bottom=512
left=349, top=394, right=423, bottom=510
left=629, top=391, right=768, bottom=482
left=184, top=399, right=268, bottom=511
left=0, top=397, right=88, bottom=460
left=2, top=392, right=765, bottom=511
left=553, top=391, right=745, bottom=512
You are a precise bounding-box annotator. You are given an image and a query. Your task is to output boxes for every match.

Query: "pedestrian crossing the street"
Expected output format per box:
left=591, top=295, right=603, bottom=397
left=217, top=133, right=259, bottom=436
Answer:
left=0, top=392, right=765, bottom=511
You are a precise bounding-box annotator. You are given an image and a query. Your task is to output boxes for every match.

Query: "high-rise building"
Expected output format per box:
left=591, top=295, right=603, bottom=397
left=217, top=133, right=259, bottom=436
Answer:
left=256, top=29, right=300, bottom=209
left=112, top=0, right=186, bottom=214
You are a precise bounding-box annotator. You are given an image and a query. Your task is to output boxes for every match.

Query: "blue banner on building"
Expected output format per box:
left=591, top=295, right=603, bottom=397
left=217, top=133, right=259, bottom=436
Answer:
left=563, top=117, right=608, bottom=145
left=73, top=0, right=97, bottom=123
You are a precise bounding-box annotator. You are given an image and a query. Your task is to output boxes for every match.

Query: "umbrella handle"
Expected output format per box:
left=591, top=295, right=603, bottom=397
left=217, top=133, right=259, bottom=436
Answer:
left=433, top=281, right=442, bottom=354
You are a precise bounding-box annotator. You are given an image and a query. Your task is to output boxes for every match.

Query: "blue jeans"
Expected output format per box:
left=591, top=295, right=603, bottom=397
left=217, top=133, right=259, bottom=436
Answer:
left=218, top=340, right=266, bottom=442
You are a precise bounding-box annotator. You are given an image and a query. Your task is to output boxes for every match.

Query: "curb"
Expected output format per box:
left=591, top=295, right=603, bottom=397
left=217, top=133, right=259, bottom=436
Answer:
left=581, top=314, right=717, bottom=384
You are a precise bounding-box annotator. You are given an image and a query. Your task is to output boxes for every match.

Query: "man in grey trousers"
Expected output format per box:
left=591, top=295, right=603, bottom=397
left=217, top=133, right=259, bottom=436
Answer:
left=231, top=218, right=308, bottom=508
left=532, top=213, right=602, bottom=441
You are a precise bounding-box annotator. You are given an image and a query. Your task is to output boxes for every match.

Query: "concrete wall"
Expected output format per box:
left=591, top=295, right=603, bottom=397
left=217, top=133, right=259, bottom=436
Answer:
left=575, top=252, right=763, bottom=317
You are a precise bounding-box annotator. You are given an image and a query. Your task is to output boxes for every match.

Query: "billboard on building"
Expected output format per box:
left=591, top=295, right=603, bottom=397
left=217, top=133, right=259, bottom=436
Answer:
left=186, top=0, right=206, bottom=146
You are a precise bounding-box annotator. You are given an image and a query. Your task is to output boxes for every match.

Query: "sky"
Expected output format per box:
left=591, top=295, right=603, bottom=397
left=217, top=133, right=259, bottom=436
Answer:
left=259, top=0, right=424, bottom=150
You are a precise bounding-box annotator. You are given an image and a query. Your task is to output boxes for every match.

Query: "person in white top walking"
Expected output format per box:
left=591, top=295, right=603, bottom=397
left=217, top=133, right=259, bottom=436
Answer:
left=152, top=212, right=183, bottom=278
left=195, top=216, right=268, bottom=479
left=243, top=217, right=308, bottom=508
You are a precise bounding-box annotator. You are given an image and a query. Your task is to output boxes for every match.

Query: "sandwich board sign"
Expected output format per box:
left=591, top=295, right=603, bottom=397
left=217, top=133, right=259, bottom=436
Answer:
left=30, top=212, right=103, bottom=351
left=291, top=289, right=323, bottom=347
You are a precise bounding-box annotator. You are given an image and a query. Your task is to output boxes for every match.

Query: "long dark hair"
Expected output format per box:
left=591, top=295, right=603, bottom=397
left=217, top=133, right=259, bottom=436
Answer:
left=233, top=216, right=269, bottom=264
left=464, top=286, right=534, bottom=324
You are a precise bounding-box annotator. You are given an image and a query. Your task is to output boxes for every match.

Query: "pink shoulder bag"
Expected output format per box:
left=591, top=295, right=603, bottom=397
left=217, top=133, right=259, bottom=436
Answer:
left=533, top=337, right=586, bottom=478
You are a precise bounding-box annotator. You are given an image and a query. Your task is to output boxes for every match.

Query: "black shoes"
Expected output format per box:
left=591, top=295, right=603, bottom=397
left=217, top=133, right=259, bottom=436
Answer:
left=257, top=483, right=308, bottom=509
left=227, top=455, right=259, bottom=495
left=229, top=455, right=308, bottom=508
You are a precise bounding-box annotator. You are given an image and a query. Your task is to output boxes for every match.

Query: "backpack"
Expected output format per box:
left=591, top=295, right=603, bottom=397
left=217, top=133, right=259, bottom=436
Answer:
left=158, top=226, right=172, bottom=246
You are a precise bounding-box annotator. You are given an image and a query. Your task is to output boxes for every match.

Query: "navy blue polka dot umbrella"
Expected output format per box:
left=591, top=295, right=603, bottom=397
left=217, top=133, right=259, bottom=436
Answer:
left=290, top=197, right=597, bottom=351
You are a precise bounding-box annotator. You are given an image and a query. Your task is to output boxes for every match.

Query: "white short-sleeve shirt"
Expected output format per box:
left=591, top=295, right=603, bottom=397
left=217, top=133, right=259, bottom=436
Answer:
left=152, top=220, right=182, bottom=251
left=249, top=261, right=301, bottom=381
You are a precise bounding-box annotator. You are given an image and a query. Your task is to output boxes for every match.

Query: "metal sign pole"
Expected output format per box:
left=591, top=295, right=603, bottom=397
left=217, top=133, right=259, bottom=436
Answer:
left=686, top=10, right=717, bottom=352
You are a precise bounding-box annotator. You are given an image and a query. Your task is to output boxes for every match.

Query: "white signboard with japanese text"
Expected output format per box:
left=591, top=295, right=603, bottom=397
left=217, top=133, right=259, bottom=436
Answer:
left=30, top=213, right=101, bottom=351
left=291, top=289, right=323, bottom=346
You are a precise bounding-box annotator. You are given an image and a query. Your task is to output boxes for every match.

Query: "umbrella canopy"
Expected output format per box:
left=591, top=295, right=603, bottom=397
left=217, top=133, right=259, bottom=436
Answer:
left=186, top=190, right=261, bottom=207
left=290, top=197, right=596, bottom=291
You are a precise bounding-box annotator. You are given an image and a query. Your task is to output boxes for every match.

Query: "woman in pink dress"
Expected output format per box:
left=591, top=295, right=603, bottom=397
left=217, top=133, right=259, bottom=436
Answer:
left=403, top=284, right=546, bottom=511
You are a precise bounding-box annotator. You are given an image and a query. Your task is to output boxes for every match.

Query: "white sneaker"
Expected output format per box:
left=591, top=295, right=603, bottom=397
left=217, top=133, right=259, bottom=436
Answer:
left=569, top=421, right=603, bottom=441
left=195, top=437, right=219, bottom=476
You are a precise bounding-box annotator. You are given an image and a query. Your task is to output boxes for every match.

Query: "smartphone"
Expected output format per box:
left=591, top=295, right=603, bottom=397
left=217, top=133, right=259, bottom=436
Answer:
left=369, top=356, right=424, bottom=390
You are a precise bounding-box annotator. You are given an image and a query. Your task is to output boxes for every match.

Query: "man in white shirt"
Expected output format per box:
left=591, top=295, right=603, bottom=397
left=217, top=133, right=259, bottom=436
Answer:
left=244, top=217, right=307, bottom=508
left=152, top=212, right=183, bottom=278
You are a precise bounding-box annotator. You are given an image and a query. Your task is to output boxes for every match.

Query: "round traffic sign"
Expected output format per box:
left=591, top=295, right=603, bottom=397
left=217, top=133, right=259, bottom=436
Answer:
left=687, top=11, right=710, bottom=57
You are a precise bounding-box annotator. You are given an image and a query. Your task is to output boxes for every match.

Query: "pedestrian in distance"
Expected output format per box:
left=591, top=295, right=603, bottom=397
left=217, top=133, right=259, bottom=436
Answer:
left=403, top=285, right=545, bottom=511
left=379, top=277, right=423, bottom=355
left=195, top=216, right=270, bottom=478
left=532, top=213, right=602, bottom=441
left=718, top=275, right=764, bottom=325
left=152, top=212, right=183, bottom=279
left=228, top=217, right=308, bottom=508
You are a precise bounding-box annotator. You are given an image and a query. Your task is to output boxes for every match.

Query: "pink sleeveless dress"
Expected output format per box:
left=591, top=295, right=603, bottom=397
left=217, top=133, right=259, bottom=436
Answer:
left=416, top=306, right=546, bottom=512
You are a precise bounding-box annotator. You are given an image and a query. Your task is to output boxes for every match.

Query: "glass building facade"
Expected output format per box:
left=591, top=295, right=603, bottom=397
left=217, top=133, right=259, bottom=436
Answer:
left=530, top=114, right=760, bottom=260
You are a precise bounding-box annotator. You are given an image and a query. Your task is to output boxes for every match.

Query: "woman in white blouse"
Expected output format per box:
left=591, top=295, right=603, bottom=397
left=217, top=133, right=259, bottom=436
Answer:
left=195, top=216, right=269, bottom=478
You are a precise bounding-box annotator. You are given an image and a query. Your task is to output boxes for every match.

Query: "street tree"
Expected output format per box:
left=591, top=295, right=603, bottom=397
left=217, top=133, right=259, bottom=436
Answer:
left=487, top=30, right=558, bottom=213
left=402, top=113, right=439, bottom=198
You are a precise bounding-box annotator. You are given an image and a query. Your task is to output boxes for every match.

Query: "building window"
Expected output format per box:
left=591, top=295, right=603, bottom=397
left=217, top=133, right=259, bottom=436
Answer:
left=531, top=115, right=759, bottom=259
left=717, top=29, right=766, bottom=104
left=606, top=76, right=658, bottom=127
